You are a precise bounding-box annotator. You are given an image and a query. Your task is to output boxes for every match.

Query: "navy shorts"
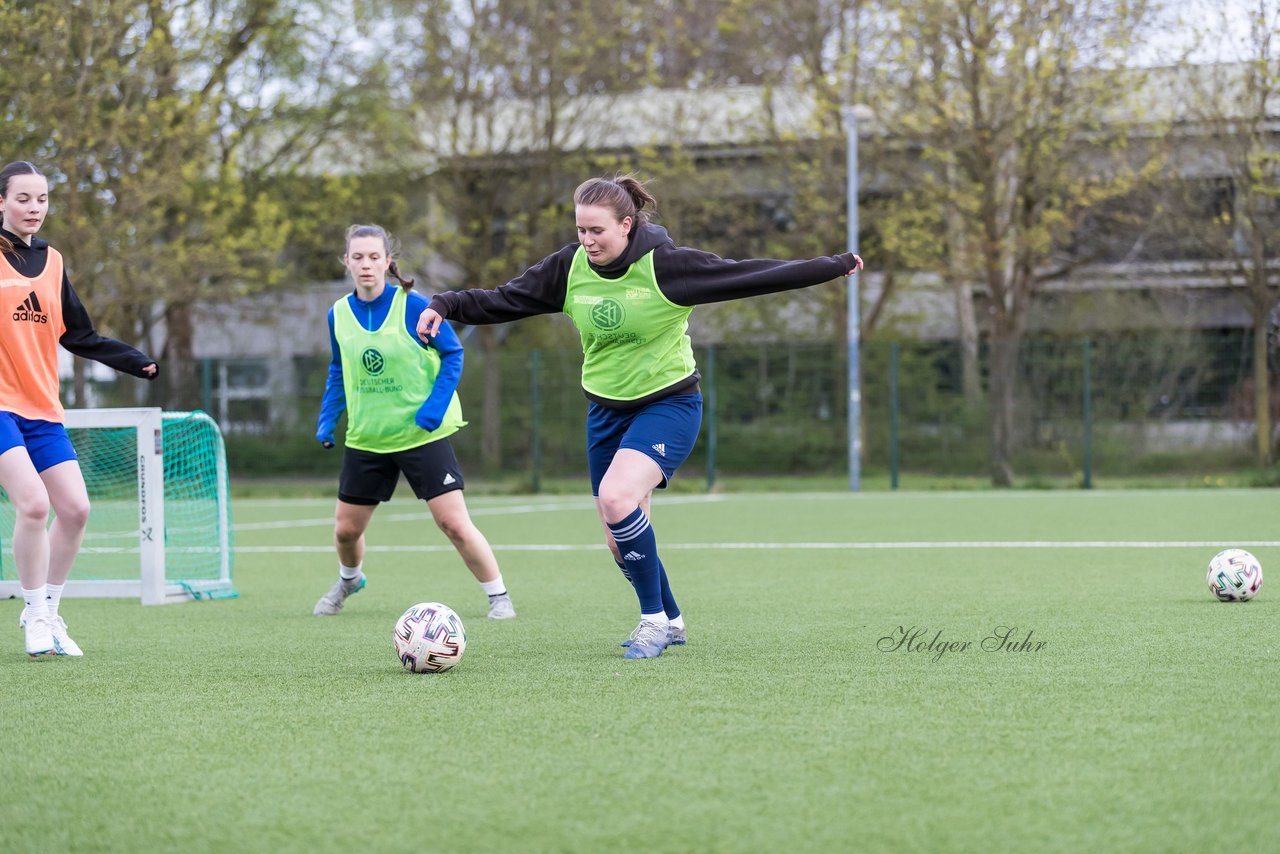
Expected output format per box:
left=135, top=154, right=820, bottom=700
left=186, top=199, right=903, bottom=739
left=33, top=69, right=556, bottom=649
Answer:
left=0, top=412, right=77, bottom=473
left=339, top=439, right=464, bottom=505
left=586, top=393, right=702, bottom=495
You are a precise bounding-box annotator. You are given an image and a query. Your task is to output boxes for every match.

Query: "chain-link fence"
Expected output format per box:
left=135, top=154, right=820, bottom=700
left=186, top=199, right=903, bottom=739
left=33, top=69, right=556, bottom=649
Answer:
left=80, top=329, right=1279, bottom=485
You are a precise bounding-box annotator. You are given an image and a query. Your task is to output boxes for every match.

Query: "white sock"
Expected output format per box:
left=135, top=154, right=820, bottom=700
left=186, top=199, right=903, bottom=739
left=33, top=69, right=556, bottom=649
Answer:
left=641, top=612, right=669, bottom=626
left=46, top=583, right=65, bottom=617
left=339, top=563, right=362, bottom=582
left=669, top=614, right=685, bottom=630
left=22, top=586, right=50, bottom=619
left=480, top=576, right=507, bottom=597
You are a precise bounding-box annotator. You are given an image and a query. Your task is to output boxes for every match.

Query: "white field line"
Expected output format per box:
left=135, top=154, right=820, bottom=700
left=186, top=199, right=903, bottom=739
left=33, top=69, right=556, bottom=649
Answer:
left=235, top=488, right=1280, bottom=508
left=232, top=488, right=1280, bottom=532
left=235, top=540, right=1280, bottom=553
left=233, top=494, right=725, bottom=532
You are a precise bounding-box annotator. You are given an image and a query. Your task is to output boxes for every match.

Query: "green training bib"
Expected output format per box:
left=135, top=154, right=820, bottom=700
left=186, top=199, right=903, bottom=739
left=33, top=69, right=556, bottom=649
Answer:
left=333, top=287, right=465, bottom=452
left=563, top=247, right=696, bottom=401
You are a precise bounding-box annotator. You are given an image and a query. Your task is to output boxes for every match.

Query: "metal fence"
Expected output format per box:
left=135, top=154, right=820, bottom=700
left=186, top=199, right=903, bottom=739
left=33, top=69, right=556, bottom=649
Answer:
left=85, top=329, right=1278, bottom=485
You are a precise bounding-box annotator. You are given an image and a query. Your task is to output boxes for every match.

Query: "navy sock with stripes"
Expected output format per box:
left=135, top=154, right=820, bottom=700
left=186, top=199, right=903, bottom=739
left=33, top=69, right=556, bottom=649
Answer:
left=657, top=558, right=680, bottom=619
left=614, top=556, right=680, bottom=619
left=607, top=507, right=663, bottom=615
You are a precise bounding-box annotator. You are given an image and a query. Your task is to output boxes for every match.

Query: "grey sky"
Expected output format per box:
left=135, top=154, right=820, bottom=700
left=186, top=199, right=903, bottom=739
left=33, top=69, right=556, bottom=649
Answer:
left=1139, top=0, right=1276, bottom=65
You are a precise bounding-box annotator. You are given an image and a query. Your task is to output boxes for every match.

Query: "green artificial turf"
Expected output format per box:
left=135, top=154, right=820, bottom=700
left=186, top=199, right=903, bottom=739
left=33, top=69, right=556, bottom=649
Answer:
left=2, top=490, right=1278, bottom=852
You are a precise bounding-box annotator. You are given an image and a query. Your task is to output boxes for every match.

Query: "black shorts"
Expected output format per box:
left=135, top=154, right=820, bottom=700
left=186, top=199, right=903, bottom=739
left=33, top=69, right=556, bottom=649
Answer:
left=339, top=440, right=465, bottom=505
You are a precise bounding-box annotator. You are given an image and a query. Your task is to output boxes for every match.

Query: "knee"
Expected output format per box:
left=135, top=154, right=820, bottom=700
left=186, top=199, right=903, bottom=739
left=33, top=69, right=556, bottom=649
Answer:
left=13, top=493, right=51, bottom=526
left=434, top=514, right=470, bottom=544
left=334, top=521, right=363, bottom=544
left=597, top=489, right=638, bottom=526
left=55, top=498, right=91, bottom=531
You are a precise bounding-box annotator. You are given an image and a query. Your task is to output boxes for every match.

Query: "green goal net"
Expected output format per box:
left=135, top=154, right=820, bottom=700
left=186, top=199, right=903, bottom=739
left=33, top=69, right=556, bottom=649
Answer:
left=0, top=409, right=235, bottom=603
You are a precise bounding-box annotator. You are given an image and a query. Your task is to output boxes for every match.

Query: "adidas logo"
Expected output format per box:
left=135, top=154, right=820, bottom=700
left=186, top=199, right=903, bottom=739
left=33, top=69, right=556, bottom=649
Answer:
left=651, top=443, right=666, bottom=457
left=442, top=472, right=456, bottom=485
left=623, top=550, right=646, bottom=561
left=12, top=291, right=48, bottom=324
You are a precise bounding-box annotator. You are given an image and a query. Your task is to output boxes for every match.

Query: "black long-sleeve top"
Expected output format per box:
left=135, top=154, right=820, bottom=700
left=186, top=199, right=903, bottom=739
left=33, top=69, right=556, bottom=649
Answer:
left=0, top=228, right=158, bottom=378
left=428, top=222, right=856, bottom=407
left=429, top=222, right=856, bottom=324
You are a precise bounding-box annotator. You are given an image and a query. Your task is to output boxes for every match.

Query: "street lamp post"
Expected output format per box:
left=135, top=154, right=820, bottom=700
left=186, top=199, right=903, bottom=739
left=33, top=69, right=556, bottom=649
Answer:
left=842, top=104, right=871, bottom=492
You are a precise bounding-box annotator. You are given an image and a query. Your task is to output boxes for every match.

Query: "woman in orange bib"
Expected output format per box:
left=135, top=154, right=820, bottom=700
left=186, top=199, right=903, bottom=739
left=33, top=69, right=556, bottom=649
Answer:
left=0, top=161, right=159, bottom=657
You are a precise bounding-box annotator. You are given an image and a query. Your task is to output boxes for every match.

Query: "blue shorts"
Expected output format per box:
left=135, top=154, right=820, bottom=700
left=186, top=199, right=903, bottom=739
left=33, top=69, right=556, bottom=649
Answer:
left=0, top=412, right=78, bottom=472
left=586, top=393, right=702, bottom=495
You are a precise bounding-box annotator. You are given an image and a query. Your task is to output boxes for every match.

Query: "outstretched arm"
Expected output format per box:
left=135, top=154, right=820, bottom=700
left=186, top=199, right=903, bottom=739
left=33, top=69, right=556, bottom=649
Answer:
left=654, top=246, right=862, bottom=307
left=418, top=245, right=575, bottom=338
left=58, top=277, right=158, bottom=378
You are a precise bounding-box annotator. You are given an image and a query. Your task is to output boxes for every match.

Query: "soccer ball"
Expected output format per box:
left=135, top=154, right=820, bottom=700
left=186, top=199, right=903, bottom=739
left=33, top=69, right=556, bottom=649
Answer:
left=393, top=602, right=467, bottom=672
left=1206, top=549, right=1263, bottom=602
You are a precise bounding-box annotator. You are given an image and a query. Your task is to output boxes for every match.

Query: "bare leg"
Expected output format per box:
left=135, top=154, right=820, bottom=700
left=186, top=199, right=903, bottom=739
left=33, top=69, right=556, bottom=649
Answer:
left=334, top=500, right=377, bottom=568
left=0, top=447, right=51, bottom=589
left=312, top=499, right=377, bottom=616
left=426, top=490, right=500, bottom=583
left=596, top=449, right=663, bottom=525
left=41, top=460, right=91, bottom=586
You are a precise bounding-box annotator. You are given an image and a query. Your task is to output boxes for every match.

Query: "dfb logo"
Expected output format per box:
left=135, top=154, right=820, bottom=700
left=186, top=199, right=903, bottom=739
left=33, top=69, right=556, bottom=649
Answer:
left=361, top=348, right=385, bottom=375
left=589, top=298, right=624, bottom=331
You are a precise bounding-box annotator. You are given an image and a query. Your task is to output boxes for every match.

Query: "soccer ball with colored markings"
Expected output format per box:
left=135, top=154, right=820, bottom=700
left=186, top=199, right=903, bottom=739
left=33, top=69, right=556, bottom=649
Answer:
left=1206, top=549, right=1263, bottom=602
left=393, top=602, right=467, bottom=672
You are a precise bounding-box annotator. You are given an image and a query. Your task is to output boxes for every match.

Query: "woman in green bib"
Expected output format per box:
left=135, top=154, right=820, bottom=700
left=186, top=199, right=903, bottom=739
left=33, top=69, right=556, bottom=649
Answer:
left=418, top=177, right=861, bottom=658
left=314, top=224, right=515, bottom=621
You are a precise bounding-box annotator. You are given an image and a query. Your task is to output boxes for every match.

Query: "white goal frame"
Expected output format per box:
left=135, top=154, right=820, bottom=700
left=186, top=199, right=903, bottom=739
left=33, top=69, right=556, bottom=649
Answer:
left=0, top=407, right=233, bottom=605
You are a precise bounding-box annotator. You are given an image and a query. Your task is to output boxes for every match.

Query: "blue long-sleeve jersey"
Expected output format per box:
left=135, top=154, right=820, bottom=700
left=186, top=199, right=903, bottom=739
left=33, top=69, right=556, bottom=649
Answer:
left=316, top=286, right=464, bottom=445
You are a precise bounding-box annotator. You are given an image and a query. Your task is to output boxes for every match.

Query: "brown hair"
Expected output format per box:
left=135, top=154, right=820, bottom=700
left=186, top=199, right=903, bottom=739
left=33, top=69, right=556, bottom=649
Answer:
left=572, top=173, right=657, bottom=233
left=344, top=223, right=414, bottom=290
left=0, top=161, right=45, bottom=257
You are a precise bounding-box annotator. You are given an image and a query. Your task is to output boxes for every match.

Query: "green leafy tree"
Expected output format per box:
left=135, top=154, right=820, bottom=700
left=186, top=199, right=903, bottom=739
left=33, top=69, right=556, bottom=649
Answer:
left=1175, top=3, right=1280, bottom=464
left=888, top=0, right=1161, bottom=485
left=1, top=2, right=283, bottom=406
left=1, top=1, right=396, bottom=410
left=390, top=0, right=660, bottom=471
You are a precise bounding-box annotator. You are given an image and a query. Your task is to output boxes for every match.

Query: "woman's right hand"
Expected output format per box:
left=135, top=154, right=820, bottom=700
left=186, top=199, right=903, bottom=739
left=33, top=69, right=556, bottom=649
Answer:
left=417, top=307, right=444, bottom=340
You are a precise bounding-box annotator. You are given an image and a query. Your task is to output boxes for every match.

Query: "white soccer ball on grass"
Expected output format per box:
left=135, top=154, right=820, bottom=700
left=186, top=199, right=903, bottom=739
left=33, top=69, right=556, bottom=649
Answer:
left=393, top=602, right=467, bottom=672
left=1206, top=549, right=1263, bottom=602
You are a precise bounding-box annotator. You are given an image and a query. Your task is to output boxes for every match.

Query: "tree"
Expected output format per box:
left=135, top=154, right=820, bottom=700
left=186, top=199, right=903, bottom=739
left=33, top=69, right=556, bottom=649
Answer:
left=888, top=0, right=1161, bottom=485
left=390, top=0, right=660, bottom=472
left=707, top=0, right=901, bottom=348
left=1176, top=2, right=1280, bottom=464
left=1, top=1, right=396, bottom=412
left=1, top=3, right=276, bottom=404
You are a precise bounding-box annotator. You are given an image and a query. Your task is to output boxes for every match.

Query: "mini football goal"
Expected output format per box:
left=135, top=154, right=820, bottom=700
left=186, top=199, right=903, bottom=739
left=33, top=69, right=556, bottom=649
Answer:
left=0, top=408, right=235, bottom=604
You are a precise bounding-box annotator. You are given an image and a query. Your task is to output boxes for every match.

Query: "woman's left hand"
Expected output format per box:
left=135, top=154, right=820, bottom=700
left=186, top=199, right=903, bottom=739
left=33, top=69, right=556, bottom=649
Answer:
left=847, top=254, right=864, bottom=275
left=142, top=363, right=158, bottom=377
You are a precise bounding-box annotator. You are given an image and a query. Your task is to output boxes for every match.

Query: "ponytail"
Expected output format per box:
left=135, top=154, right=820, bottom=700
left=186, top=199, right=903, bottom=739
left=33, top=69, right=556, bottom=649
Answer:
left=573, top=173, right=657, bottom=231
left=388, top=260, right=415, bottom=291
